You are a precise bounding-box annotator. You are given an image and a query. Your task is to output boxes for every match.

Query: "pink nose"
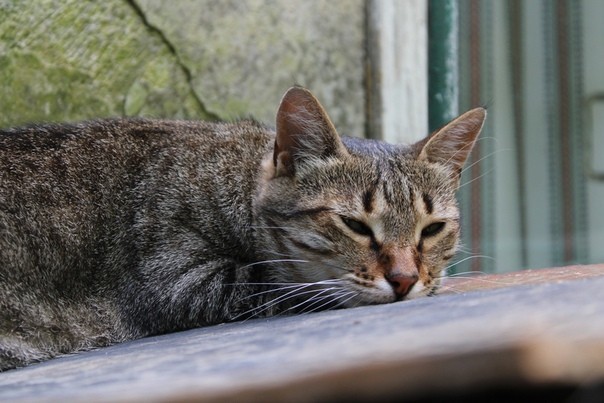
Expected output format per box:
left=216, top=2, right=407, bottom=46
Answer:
left=386, top=272, right=418, bottom=298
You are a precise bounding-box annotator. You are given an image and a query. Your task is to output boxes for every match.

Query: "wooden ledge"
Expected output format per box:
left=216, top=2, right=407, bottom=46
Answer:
left=1, top=264, right=603, bottom=402
left=441, top=264, right=604, bottom=294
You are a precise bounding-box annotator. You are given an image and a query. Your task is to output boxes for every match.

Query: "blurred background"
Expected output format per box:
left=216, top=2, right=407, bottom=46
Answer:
left=0, top=0, right=601, bottom=274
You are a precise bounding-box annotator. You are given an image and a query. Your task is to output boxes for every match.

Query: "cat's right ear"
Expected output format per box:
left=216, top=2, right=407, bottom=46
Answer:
left=273, top=87, right=347, bottom=177
left=414, top=107, right=486, bottom=180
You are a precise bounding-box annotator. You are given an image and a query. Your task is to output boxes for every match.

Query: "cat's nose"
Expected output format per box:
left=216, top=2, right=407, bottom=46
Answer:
left=386, top=272, right=418, bottom=298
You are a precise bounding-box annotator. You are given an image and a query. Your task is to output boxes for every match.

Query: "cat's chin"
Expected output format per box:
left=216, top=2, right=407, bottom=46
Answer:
left=341, top=278, right=432, bottom=306
left=341, top=278, right=398, bottom=306
left=404, top=281, right=430, bottom=300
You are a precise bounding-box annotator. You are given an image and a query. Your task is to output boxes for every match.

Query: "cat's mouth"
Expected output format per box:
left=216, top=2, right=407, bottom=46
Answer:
left=339, top=276, right=398, bottom=305
left=337, top=274, right=431, bottom=306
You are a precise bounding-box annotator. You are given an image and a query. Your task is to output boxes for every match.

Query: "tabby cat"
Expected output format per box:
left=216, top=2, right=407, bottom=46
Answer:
left=0, top=87, right=485, bottom=371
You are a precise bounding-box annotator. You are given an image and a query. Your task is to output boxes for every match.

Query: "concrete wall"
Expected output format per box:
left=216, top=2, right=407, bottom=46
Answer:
left=0, top=0, right=365, bottom=136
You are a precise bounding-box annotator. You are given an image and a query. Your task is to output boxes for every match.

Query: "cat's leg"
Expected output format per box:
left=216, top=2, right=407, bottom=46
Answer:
left=117, top=255, right=268, bottom=336
left=0, top=289, right=126, bottom=371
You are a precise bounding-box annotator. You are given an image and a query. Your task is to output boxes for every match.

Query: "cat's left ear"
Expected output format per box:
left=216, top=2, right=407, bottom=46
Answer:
left=415, top=107, right=486, bottom=180
left=273, top=87, right=348, bottom=177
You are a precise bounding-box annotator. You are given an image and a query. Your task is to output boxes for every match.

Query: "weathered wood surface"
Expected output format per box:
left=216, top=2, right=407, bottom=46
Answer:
left=440, top=264, right=604, bottom=293
left=1, top=265, right=603, bottom=402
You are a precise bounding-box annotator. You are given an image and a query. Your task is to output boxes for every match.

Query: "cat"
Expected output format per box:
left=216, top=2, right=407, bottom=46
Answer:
left=0, top=87, right=485, bottom=371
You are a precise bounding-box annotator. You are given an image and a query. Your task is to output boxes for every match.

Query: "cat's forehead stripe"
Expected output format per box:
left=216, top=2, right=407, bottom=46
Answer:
left=381, top=180, right=394, bottom=205
left=422, top=193, right=434, bottom=215
left=407, top=183, right=415, bottom=210
left=363, top=173, right=381, bottom=213
left=363, top=188, right=374, bottom=213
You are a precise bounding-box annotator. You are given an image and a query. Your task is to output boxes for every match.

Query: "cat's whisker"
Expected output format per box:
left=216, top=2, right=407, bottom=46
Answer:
left=232, top=292, right=302, bottom=322
left=233, top=282, right=339, bottom=321
left=439, top=135, right=496, bottom=171
left=255, top=278, right=351, bottom=318
left=303, top=290, right=358, bottom=314
left=299, top=293, right=343, bottom=314
left=250, top=225, right=298, bottom=231
left=279, top=287, right=343, bottom=315
left=332, top=292, right=361, bottom=310
left=237, top=259, right=309, bottom=271
left=284, top=288, right=351, bottom=316
left=231, top=279, right=346, bottom=304
left=305, top=288, right=355, bottom=310
left=460, top=148, right=511, bottom=175
left=226, top=279, right=346, bottom=287
left=257, top=249, right=354, bottom=274
left=457, top=169, right=494, bottom=191
left=455, top=248, right=485, bottom=256
left=466, top=135, right=500, bottom=143
left=454, top=244, right=474, bottom=253
left=245, top=287, right=333, bottom=320
left=313, top=261, right=354, bottom=273
left=443, top=270, right=490, bottom=278
left=296, top=295, right=345, bottom=316
left=440, top=254, right=495, bottom=274
left=434, top=284, right=466, bottom=295
left=441, top=139, right=478, bottom=168
left=257, top=250, right=313, bottom=266
left=258, top=249, right=295, bottom=258
left=259, top=249, right=322, bottom=262
left=232, top=284, right=314, bottom=304
left=435, top=267, right=518, bottom=292
left=267, top=255, right=352, bottom=274
left=441, top=276, right=515, bottom=286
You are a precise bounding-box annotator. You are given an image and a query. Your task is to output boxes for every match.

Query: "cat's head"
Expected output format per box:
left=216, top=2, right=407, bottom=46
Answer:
left=254, top=87, right=485, bottom=308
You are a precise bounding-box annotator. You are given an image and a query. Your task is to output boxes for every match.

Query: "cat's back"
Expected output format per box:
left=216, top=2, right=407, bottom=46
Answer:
left=0, top=117, right=273, bottom=277
left=0, top=118, right=272, bottom=203
left=0, top=118, right=272, bottom=177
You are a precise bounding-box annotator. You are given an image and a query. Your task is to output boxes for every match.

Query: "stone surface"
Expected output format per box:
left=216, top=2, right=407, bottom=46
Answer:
left=0, top=0, right=365, bottom=136
left=135, top=0, right=365, bottom=136
left=0, top=0, right=207, bottom=128
left=1, top=266, right=603, bottom=402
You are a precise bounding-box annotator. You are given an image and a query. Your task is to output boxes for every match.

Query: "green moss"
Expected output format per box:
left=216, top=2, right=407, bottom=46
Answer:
left=0, top=0, right=208, bottom=128
left=0, top=0, right=365, bottom=132
left=0, top=53, right=107, bottom=127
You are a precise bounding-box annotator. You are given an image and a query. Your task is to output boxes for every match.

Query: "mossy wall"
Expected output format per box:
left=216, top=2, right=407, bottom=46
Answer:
left=0, top=0, right=365, bottom=135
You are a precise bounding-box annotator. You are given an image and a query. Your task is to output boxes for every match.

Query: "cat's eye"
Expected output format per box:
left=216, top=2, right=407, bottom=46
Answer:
left=421, top=222, right=445, bottom=238
left=341, top=216, right=373, bottom=237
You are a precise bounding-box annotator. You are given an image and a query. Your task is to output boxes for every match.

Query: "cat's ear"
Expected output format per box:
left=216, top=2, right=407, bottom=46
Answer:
left=273, top=87, right=347, bottom=177
left=415, top=107, right=486, bottom=179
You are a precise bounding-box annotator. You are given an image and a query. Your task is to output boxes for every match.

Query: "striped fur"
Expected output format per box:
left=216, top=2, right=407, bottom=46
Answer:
left=0, top=87, right=484, bottom=370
